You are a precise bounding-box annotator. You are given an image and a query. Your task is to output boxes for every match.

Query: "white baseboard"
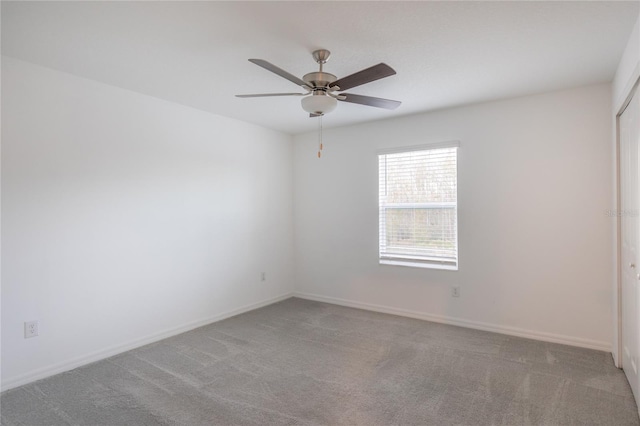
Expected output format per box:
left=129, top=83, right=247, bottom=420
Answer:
left=4, top=290, right=612, bottom=391
left=1, top=292, right=293, bottom=392
left=294, top=292, right=611, bottom=352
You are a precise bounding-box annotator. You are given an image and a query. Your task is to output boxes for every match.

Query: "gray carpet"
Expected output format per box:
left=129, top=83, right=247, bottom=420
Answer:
left=1, top=297, right=638, bottom=426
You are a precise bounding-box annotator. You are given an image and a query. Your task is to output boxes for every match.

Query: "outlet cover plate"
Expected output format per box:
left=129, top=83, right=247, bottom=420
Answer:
left=24, top=320, right=39, bottom=338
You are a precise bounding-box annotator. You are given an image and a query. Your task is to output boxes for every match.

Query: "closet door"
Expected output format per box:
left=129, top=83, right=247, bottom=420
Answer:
left=621, top=85, right=640, bottom=400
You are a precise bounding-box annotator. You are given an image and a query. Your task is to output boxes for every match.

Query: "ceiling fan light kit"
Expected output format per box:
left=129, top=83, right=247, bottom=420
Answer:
left=301, top=93, right=337, bottom=115
left=236, top=49, right=401, bottom=118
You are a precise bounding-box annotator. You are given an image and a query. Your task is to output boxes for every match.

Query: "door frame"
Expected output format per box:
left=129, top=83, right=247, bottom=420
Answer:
left=616, top=71, right=640, bottom=369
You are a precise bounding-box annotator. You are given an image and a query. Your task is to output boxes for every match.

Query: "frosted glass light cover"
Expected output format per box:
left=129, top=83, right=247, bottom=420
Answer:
left=301, top=95, right=337, bottom=114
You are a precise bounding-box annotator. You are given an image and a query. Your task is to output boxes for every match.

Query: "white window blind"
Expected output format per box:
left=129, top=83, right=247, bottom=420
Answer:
left=378, top=144, right=458, bottom=269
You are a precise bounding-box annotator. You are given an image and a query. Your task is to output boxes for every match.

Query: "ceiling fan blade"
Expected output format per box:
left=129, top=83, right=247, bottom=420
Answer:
left=330, top=63, right=396, bottom=91
left=236, top=93, right=306, bottom=98
left=248, top=59, right=311, bottom=88
left=339, top=93, right=401, bottom=110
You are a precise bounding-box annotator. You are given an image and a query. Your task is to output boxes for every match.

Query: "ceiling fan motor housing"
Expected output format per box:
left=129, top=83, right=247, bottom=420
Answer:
left=303, top=72, right=337, bottom=90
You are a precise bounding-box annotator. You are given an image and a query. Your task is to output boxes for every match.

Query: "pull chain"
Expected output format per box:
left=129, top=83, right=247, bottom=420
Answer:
left=317, top=115, right=324, bottom=159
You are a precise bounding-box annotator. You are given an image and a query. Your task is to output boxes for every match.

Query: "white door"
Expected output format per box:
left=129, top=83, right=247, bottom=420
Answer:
left=621, top=85, right=640, bottom=400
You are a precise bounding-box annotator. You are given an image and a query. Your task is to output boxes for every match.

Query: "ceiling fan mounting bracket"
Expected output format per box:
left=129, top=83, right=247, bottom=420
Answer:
left=312, top=49, right=331, bottom=65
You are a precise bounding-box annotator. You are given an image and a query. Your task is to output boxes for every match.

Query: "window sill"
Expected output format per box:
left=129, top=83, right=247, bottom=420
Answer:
left=379, top=259, right=458, bottom=271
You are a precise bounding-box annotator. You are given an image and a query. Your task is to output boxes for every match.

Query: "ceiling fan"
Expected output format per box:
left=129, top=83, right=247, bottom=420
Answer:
left=236, top=49, right=401, bottom=117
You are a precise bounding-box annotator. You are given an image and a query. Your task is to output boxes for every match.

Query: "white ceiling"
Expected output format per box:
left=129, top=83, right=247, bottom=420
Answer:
left=2, top=1, right=638, bottom=135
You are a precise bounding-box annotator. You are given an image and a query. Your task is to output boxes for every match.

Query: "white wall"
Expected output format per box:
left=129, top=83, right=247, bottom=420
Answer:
left=293, top=84, right=613, bottom=350
left=612, top=11, right=640, bottom=365
left=1, top=57, right=294, bottom=389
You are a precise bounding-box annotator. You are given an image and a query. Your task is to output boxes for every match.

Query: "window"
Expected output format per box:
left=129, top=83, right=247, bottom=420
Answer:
left=378, top=142, right=459, bottom=270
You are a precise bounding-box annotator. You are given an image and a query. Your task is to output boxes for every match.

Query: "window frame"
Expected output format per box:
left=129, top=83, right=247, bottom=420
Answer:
left=378, top=141, right=460, bottom=271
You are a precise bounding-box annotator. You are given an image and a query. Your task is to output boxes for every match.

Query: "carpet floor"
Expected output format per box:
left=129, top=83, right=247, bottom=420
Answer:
left=1, top=297, right=638, bottom=425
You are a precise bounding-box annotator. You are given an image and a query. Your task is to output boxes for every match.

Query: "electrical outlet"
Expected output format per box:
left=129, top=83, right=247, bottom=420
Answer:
left=261, top=272, right=266, bottom=282
left=24, top=320, right=39, bottom=338
left=452, top=286, right=460, bottom=298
